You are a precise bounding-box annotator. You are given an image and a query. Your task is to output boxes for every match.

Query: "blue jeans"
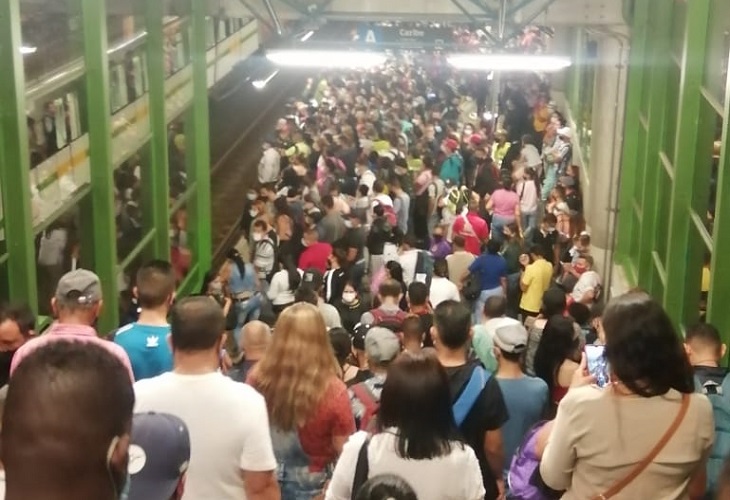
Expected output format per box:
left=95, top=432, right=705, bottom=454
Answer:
left=521, top=211, right=538, bottom=245
left=233, top=294, right=262, bottom=346
left=474, top=286, right=505, bottom=324
left=270, top=428, right=329, bottom=500
left=491, top=214, right=516, bottom=245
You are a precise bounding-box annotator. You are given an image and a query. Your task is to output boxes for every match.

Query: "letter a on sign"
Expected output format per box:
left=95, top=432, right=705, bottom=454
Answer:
left=365, top=29, right=377, bottom=43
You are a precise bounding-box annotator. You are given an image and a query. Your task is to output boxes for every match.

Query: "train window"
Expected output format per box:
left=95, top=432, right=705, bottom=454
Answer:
left=66, top=93, right=82, bottom=141
left=206, top=17, right=216, bottom=49
left=131, top=55, right=145, bottom=99
left=53, top=98, right=69, bottom=149
left=218, top=18, right=227, bottom=42
left=110, top=63, right=127, bottom=113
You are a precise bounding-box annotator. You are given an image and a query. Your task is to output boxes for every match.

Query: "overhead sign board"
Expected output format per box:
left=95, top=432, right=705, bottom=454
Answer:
left=357, top=24, right=453, bottom=47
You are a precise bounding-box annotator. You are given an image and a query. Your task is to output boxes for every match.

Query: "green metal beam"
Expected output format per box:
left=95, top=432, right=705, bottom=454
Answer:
left=615, top=0, right=649, bottom=263
left=80, top=0, right=119, bottom=332
left=663, top=0, right=711, bottom=328
left=708, top=46, right=730, bottom=351
left=635, top=3, right=672, bottom=294
left=144, top=0, right=170, bottom=261
left=0, top=0, right=38, bottom=311
left=187, top=0, right=213, bottom=282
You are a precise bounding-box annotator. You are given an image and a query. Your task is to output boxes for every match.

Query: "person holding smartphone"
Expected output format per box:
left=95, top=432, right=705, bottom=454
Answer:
left=539, top=292, right=713, bottom=500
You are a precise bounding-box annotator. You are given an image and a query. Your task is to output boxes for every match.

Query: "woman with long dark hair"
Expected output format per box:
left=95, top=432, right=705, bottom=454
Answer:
left=540, top=292, right=713, bottom=499
left=335, top=282, right=368, bottom=333
left=325, top=351, right=485, bottom=500
left=266, top=257, right=302, bottom=315
left=384, top=260, right=408, bottom=311
left=533, top=314, right=581, bottom=410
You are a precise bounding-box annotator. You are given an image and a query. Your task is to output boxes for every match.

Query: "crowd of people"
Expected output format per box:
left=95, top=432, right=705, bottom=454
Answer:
left=0, top=54, right=728, bottom=500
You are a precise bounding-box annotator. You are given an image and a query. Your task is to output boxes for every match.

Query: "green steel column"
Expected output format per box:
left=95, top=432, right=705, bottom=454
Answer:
left=635, top=3, right=672, bottom=293
left=144, top=0, right=170, bottom=260
left=81, top=0, right=119, bottom=331
left=0, top=0, right=38, bottom=311
left=187, top=0, right=212, bottom=276
left=708, top=51, right=730, bottom=348
left=663, top=0, right=710, bottom=328
left=615, top=0, right=649, bottom=262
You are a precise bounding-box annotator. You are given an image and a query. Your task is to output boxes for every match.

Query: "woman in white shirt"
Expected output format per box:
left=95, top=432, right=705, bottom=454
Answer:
left=429, top=258, right=460, bottom=308
left=266, top=259, right=302, bottom=315
left=325, top=351, right=485, bottom=500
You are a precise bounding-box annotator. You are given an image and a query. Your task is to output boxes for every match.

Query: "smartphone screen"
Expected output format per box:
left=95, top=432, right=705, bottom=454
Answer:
left=585, top=344, right=610, bottom=388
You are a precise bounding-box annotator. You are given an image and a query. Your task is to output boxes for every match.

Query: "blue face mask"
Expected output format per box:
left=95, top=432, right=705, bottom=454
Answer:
left=118, top=472, right=131, bottom=500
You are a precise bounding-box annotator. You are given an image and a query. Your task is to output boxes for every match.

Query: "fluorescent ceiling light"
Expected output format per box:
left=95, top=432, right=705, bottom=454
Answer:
left=253, top=69, right=279, bottom=90
left=300, top=30, right=314, bottom=42
left=448, top=54, right=572, bottom=72
left=20, top=46, right=37, bottom=55
left=267, top=50, right=386, bottom=69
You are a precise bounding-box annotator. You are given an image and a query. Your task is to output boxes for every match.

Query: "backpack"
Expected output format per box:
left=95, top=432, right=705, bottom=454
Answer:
left=381, top=204, right=397, bottom=227
left=694, top=372, right=730, bottom=496
left=369, top=308, right=408, bottom=333
left=351, top=382, right=379, bottom=432
left=253, top=238, right=278, bottom=282
left=414, top=250, right=434, bottom=288
left=507, top=421, right=564, bottom=500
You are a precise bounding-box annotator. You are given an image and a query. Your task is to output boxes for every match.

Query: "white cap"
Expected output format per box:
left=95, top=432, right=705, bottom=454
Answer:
left=557, top=127, right=572, bottom=140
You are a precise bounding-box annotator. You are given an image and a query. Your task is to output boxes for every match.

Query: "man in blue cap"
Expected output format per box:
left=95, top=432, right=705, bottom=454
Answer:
left=128, top=412, right=190, bottom=500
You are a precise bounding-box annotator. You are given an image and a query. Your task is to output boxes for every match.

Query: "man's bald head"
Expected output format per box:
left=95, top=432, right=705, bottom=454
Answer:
left=241, top=321, right=272, bottom=358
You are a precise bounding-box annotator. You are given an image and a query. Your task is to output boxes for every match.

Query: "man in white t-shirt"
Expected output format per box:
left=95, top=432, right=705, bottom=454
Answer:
left=429, top=258, right=461, bottom=308
left=570, top=255, right=601, bottom=305
left=134, top=297, right=279, bottom=500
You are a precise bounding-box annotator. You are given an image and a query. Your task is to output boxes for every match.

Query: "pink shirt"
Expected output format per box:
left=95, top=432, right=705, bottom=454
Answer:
left=10, top=323, right=134, bottom=381
left=491, top=189, right=520, bottom=217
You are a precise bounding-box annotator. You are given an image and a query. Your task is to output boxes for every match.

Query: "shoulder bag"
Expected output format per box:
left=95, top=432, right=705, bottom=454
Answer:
left=590, top=393, right=690, bottom=500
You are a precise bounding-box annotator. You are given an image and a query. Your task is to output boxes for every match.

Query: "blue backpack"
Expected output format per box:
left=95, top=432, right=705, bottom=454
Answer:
left=507, top=421, right=563, bottom=500
left=694, top=373, right=730, bottom=497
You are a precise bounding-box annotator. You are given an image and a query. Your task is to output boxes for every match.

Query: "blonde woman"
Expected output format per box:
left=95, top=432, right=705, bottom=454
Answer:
left=248, top=303, right=356, bottom=500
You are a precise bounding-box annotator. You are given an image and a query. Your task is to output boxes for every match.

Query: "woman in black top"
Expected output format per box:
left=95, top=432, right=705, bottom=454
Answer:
left=335, top=281, right=368, bottom=333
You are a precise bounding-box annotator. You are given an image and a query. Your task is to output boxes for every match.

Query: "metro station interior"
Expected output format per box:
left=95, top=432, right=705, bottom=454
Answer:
left=0, top=0, right=726, bottom=342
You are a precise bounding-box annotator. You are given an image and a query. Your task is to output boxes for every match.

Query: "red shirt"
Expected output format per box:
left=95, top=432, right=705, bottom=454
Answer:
left=298, top=242, right=332, bottom=273
left=451, top=212, right=489, bottom=255
left=297, top=378, right=355, bottom=471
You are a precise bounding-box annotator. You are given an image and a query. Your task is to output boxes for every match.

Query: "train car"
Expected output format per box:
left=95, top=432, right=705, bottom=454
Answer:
left=22, top=16, right=260, bottom=233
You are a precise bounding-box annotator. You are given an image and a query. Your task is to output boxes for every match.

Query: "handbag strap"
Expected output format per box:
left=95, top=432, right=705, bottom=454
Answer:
left=351, top=437, right=370, bottom=500
left=592, top=393, right=690, bottom=500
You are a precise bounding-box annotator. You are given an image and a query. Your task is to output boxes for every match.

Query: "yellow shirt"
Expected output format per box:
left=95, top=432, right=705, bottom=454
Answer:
left=492, top=142, right=511, bottom=166
left=520, top=258, right=554, bottom=313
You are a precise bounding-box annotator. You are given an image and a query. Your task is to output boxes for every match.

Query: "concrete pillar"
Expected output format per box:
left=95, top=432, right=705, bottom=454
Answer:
left=582, top=30, right=629, bottom=287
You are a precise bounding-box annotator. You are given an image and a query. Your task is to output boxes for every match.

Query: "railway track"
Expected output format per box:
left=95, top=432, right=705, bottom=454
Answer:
left=208, top=68, right=303, bottom=268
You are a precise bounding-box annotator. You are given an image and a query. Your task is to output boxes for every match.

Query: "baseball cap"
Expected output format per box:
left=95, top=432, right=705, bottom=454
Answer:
left=302, top=268, right=324, bottom=290
left=128, top=412, right=190, bottom=500
left=557, top=127, right=573, bottom=140
left=494, top=323, right=529, bottom=354
left=365, top=327, right=401, bottom=364
left=445, top=138, right=459, bottom=151
left=469, top=134, right=483, bottom=146
left=55, top=269, right=102, bottom=304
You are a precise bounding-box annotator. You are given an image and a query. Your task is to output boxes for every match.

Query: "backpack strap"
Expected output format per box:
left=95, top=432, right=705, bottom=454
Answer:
left=452, top=366, right=490, bottom=427
left=351, top=383, right=378, bottom=430
left=370, top=308, right=385, bottom=325
left=351, top=437, right=370, bottom=500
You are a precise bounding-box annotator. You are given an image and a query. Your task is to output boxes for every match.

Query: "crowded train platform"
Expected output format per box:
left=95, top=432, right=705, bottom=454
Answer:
left=1, top=1, right=729, bottom=499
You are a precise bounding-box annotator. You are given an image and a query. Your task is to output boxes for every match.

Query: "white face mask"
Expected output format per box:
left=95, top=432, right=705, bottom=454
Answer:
left=247, top=192, right=257, bottom=201
left=342, top=291, right=357, bottom=303
left=344, top=220, right=353, bottom=229
left=301, top=238, right=309, bottom=247
left=253, top=233, right=263, bottom=242
left=250, top=209, right=259, bottom=217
